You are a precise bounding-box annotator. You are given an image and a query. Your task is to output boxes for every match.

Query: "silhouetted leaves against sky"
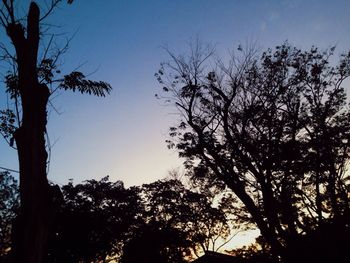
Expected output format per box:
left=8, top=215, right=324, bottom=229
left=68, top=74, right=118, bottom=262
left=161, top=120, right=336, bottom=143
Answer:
left=158, top=42, right=350, bottom=262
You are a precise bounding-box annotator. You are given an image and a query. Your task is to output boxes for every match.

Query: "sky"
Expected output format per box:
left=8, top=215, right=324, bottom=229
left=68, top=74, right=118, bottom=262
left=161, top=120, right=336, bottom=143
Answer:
left=1, top=0, right=350, bottom=188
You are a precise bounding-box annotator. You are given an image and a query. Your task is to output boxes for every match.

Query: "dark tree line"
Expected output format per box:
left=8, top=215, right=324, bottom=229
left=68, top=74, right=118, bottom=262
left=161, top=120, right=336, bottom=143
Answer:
left=156, top=42, right=350, bottom=263
left=0, top=173, right=238, bottom=262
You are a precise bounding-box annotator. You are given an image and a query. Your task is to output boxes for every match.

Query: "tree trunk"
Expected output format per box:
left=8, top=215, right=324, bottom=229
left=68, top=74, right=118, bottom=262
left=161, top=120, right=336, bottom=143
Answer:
left=12, top=87, right=50, bottom=262
left=7, top=3, right=51, bottom=263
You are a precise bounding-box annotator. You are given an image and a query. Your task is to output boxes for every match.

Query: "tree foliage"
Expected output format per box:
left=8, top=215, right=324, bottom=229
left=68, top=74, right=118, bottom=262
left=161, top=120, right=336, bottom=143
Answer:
left=120, top=221, right=189, bottom=263
left=146, top=180, right=228, bottom=253
left=121, top=178, right=242, bottom=262
left=0, top=171, right=19, bottom=258
left=157, top=42, right=350, bottom=262
left=0, top=173, right=251, bottom=262
left=47, top=176, right=139, bottom=263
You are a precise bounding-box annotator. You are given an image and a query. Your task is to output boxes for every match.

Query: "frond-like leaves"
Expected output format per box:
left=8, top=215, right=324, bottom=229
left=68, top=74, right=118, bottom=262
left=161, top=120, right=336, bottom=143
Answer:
left=0, top=109, right=16, bottom=139
left=4, top=73, right=19, bottom=99
left=37, top=59, right=55, bottom=84
left=59, top=71, right=112, bottom=97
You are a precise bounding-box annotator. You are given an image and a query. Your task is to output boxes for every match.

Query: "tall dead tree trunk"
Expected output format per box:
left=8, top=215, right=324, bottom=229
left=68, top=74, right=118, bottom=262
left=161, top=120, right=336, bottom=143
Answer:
left=0, top=1, right=111, bottom=261
left=7, top=3, right=51, bottom=263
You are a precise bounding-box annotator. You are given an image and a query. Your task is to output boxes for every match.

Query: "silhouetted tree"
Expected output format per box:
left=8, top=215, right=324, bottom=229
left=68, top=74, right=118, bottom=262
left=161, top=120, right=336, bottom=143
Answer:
left=132, top=179, right=237, bottom=260
left=47, top=176, right=139, bottom=263
left=0, top=171, right=19, bottom=260
left=0, top=1, right=111, bottom=262
left=120, top=221, right=188, bottom=263
left=186, top=169, right=255, bottom=254
left=157, top=42, right=350, bottom=262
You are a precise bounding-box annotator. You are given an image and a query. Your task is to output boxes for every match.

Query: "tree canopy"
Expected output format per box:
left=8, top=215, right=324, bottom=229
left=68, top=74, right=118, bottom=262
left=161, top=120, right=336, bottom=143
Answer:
left=134, top=179, right=232, bottom=259
left=157, top=42, right=350, bottom=262
left=0, top=174, right=239, bottom=262
left=47, top=177, right=139, bottom=262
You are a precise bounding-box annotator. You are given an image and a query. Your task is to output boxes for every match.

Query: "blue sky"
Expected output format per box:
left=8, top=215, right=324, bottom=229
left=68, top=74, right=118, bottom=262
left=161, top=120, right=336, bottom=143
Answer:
left=1, top=0, right=350, bottom=187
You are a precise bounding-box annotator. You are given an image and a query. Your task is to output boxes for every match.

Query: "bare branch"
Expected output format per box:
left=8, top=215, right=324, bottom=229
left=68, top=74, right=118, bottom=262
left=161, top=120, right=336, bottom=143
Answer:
left=2, top=0, right=15, bottom=24
left=0, top=165, right=19, bottom=173
left=39, top=0, right=62, bottom=21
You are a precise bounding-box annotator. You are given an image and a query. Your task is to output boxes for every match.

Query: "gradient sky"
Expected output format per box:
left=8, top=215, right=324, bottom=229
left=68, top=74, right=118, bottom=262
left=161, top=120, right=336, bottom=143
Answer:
left=1, top=0, right=350, bottom=188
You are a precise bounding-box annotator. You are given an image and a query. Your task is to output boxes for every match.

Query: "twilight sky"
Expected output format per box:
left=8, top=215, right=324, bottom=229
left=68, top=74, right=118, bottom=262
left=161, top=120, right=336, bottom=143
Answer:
left=1, top=0, right=350, bottom=187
